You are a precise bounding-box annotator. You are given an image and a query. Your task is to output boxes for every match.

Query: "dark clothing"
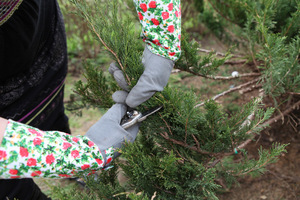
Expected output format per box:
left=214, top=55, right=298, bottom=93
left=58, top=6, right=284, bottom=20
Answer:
left=0, top=0, right=68, bottom=128
left=0, top=0, right=69, bottom=199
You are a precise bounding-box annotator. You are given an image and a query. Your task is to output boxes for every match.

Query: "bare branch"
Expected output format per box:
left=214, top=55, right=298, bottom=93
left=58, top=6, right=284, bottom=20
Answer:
left=287, top=92, right=300, bottom=95
left=151, top=192, right=157, bottom=200
left=199, top=60, right=249, bottom=71
left=239, top=84, right=262, bottom=94
left=207, top=72, right=261, bottom=80
left=159, top=132, right=212, bottom=155
left=192, top=134, right=201, bottom=150
left=194, top=78, right=261, bottom=108
left=262, top=100, right=300, bottom=127
left=173, top=67, right=261, bottom=80
left=197, top=48, right=243, bottom=58
left=159, top=113, right=174, bottom=136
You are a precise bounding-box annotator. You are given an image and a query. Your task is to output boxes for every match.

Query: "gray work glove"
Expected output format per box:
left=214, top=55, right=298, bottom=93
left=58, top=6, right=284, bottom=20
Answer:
left=85, top=103, right=139, bottom=165
left=109, top=46, right=174, bottom=108
left=109, top=63, right=129, bottom=104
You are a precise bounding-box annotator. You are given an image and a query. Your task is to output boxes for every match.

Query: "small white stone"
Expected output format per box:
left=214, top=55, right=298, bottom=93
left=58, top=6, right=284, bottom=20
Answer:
left=231, top=71, right=239, bottom=77
left=260, top=195, right=267, bottom=199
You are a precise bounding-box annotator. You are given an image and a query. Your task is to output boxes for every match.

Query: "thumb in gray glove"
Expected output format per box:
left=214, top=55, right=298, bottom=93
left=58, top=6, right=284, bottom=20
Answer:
left=109, top=46, right=174, bottom=108
left=85, top=103, right=139, bottom=166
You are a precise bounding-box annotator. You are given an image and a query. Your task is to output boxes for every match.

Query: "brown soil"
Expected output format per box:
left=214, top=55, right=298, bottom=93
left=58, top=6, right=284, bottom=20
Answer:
left=218, top=118, right=300, bottom=200
left=217, top=107, right=300, bottom=200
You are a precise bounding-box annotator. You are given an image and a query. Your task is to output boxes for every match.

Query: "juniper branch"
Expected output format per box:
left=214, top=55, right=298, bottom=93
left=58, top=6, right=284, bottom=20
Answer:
left=263, top=100, right=300, bottom=127
left=79, top=7, right=131, bottom=84
left=237, top=100, right=300, bottom=151
left=206, top=0, right=241, bottom=26
left=159, top=132, right=213, bottom=156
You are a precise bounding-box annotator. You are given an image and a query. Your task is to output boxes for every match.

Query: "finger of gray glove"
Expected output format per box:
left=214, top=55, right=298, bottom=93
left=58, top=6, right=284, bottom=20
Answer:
left=85, top=104, right=139, bottom=164
left=109, top=63, right=129, bottom=91
left=114, top=70, right=129, bottom=91
left=112, top=91, right=128, bottom=104
left=108, top=62, right=120, bottom=75
left=126, top=47, right=174, bottom=108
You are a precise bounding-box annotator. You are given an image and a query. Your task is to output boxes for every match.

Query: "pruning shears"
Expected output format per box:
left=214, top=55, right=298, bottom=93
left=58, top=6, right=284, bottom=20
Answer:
left=121, top=106, right=163, bottom=129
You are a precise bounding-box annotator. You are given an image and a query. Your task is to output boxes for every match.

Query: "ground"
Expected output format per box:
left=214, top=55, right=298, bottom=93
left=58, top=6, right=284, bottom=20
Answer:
left=218, top=111, right=300, bottom=200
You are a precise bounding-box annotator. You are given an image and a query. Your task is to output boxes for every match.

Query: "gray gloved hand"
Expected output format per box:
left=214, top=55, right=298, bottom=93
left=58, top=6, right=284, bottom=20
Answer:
left=85, top=104, right=139, bottom=165
left=109, top=46, right=174, bottom=108
left=109, top=62, right=129, bottom=92
left=109, top=63, right=130, bottom=104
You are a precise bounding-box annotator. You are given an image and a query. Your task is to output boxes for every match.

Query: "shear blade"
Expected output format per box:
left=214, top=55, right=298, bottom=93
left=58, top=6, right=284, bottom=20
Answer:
left=138, top=106, right=163, bottom=122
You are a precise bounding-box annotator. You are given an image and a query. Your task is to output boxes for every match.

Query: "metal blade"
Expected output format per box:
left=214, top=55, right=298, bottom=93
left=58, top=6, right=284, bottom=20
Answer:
left=121, top=105, right=163, bottom=129
left=137, top=106, right=163, bottom=122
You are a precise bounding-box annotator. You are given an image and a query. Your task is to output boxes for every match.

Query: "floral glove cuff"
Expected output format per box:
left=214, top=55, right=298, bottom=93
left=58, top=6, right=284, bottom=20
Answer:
left=0, top=120, right=114, bottom=179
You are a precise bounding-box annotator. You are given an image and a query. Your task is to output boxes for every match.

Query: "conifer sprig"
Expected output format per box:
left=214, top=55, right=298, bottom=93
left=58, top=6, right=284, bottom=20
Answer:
left=70, top=0, right=144, bottom=88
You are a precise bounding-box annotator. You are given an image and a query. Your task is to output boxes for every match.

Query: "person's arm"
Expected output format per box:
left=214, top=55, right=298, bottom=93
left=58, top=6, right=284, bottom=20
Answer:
left=134, top=0, right=181, bottom=61
left=0, top=118, right=110, bottom=179
left=0, top=104, right=138, bottom=179
left=112, top=0, right=181, bottom=108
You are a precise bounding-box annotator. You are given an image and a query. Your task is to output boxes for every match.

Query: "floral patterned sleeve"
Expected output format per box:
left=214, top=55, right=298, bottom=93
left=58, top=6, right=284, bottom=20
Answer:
left=133, top=0, right=181, bottom=61
left=0, top=120, right=114, bottom=179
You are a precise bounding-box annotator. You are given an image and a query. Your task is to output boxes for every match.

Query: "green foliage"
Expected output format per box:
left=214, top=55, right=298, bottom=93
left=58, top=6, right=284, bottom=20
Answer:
left=258, top=35, right=300, bottom=98
left=116, top=99, right=280, bottom=199
left=218, top=143, right=288, bottom=178
left=241, top=0, right=300, bottom=100
left=175, top=31, right=232, bottom=76
left=70, top=0, right=144, bottom=88
left=200, top=0, right=299, bottom=41
left=72, top=61, right=116, bottom=108
left=120, top=139, right=221, bottom=199
left=47, top=161, right=152, bottom=200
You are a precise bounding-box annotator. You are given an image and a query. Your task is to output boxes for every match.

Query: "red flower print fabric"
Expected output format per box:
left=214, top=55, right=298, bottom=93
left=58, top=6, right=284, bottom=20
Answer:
left=0, top=120, right=114, bottom=179
left=134, top=0, right=181, bottom=61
